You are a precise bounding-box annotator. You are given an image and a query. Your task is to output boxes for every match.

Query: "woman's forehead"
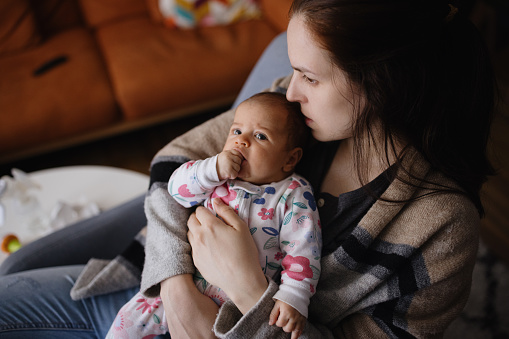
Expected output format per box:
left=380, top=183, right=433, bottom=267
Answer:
left=287, top=16, right=331, bottom=75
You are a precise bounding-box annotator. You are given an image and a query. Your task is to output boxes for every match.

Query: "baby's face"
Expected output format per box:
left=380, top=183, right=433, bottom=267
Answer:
left=223, top=100, right=295, bottom=185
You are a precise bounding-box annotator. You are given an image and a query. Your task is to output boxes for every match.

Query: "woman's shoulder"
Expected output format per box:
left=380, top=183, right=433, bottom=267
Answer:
left=404, top=152, right=480, bottom=226
left=360, top=148, right=478, bottom=243
left=369, top=158, right=480, bottom=249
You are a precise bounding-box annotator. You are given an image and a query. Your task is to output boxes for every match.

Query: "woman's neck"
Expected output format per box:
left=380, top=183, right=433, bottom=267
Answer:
left=320, top=137, right=397, bottom=196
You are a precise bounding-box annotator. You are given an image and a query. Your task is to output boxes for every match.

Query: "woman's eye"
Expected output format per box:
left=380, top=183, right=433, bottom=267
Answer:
left=303, top=74, right=317, bottom=84
left=233, top=129, right=241, bottom=135
left=255, top=133, right=267, bottom=141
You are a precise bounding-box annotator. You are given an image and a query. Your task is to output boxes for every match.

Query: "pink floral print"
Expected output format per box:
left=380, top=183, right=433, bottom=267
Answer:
left=258, top=207, right=274, bottom=220
left=109, top=310, right=135, bottom=339
left=274, top=252, right=284, bottom=261
left=288, top=180, right=301, bottom=190
left=184, top=161, right=196, bottom=169
left=281, top=255, right=313, bottom=281
left=211, top=182, right=237, bottom=204
left=177, top=184, right=195, bottom=198
left=135, top=296, right=162, bottom=314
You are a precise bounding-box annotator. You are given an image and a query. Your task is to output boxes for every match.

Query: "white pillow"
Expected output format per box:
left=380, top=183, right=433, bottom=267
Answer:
left=158, top=0, right=261, bottom=28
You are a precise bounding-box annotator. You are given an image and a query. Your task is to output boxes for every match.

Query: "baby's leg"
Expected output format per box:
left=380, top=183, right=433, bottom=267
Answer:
left=106, top=291, right=168, bottom=338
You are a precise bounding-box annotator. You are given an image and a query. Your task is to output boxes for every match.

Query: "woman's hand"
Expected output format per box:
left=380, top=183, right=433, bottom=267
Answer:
left=187, top=198, right=268, bottom=314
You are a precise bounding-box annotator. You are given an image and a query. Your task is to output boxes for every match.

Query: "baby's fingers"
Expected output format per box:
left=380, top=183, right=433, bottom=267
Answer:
left=287, top=316, right=305, bottom=338
left=291, top=329, right=302, bottom=339
left=231, top=162, right=241, bottom=174
left=230, top=149, right=244, bottom=163
left=268, top=304, right=280, bottom=326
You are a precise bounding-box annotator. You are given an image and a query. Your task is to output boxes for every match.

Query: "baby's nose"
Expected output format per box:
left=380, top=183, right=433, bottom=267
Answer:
left=235, top=137, right=249, bottom=147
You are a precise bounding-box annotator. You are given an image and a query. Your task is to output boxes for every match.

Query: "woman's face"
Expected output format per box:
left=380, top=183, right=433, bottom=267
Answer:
left=286, top=15, right=362, bottom=142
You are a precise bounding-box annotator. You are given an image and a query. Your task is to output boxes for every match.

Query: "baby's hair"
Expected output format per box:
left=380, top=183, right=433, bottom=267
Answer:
left=244, top=92, right=309, bottom=150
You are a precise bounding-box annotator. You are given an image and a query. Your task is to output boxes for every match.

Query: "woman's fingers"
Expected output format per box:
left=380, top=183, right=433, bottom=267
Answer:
left=186, top=211, right=199, bottom=242
left=188, top=206, right=219, bottom=233
left=213, top=198, right=242, bottom=229
left=186, top=198, right=268, bottom=314
left=189, top=199, right=242, bottom=233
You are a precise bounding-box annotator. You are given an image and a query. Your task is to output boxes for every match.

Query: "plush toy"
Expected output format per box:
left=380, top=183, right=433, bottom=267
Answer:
left=1, top=234, right=21, bottom=254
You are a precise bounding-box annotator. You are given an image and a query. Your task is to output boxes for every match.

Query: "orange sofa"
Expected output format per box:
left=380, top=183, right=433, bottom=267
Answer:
left=0, top=0, right=292, bottom=162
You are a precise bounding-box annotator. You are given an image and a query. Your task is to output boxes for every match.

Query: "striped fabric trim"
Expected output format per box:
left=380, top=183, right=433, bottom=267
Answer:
left=338, top=227, right=431, bottom=337
left=149, top=156, right=189, bottom=189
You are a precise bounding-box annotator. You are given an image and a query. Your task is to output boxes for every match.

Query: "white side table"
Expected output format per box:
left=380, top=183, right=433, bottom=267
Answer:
left=0, top=166, right=149, bottom=262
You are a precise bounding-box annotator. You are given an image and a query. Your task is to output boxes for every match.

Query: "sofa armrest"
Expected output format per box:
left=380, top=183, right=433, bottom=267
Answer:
left=259, top=0, right=293, bottom=32
left=0, top=0, right=41, bottom=55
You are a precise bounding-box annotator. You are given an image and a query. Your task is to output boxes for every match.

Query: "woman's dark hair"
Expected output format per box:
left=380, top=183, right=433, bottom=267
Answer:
left=290, top=0, right=495, bottom=215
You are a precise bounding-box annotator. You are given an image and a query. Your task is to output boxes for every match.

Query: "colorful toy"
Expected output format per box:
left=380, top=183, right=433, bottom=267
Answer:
left=1, top=234, right=21, bottom=254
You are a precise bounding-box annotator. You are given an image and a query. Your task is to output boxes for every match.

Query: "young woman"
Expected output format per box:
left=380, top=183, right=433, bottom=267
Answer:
left=0, top=1, right=494, bottom=338
left=142, top=0, right=495, bottom=337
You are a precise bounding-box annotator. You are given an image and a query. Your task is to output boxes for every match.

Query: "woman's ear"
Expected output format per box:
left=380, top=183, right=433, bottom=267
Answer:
left=283, top=147, right=303, bottom=173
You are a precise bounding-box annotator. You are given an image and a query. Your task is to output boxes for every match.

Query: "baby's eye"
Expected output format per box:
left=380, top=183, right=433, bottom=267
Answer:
left=232, top=129, right=241, bottom=135
left=255, top=133, right=268, bottom=141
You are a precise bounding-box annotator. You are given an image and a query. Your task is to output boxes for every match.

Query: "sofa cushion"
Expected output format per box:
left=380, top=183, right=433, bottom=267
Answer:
left=157, top=0, right=261, bottom=28
left=0, top=0, right=41, bottom=56
left=31, top=0, right=84, bottom=38
left=146, top=0, right=166, bottom=24
left=78, top=0, right=148, bottom=28
left=0, top=29, right=119, bottom=155
left=259, top=0, right=293, bottom=32
left=95, top=16, right=277, bottom=120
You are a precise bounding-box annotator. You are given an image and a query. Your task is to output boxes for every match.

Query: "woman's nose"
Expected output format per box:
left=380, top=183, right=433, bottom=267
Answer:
left=286, top=78, right=300, bottom=103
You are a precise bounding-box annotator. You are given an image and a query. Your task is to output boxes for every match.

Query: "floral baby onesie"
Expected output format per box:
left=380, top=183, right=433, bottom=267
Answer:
left=169, top=155, right=322, bottom=317
left=106, top=155, right=321, bottom=338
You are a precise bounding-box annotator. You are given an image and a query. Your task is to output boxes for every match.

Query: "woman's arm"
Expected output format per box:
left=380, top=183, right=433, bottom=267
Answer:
left=187, top=199, right=269, bottom=314
left=160, top=274, right=219, bottom=339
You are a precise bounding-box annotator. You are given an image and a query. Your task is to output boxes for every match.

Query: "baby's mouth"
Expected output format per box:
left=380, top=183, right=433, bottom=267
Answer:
left=233, top=147, right=246, bottom=161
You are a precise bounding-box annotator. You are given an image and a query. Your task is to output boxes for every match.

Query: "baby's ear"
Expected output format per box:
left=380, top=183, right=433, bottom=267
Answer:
left=283, top=147, right=303, bottom=172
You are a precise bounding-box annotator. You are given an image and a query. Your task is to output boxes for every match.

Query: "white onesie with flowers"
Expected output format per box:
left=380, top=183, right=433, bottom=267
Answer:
left=105, top=155, right=321, bottom=339
left=170, top=155, right=322, bottom=317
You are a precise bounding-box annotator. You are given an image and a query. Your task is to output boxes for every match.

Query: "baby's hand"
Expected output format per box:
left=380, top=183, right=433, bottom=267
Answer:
left=269, top=300, right=306, bottom=339
left=216, top=149, right=244, bottom=180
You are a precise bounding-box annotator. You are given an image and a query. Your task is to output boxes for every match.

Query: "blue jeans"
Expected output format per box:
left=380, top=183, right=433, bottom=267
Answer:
left=0, top=266, right=138, bottom=338
left=0, top=195, right=145, bottom=338
left=0, top=31, right=290, bottom=338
